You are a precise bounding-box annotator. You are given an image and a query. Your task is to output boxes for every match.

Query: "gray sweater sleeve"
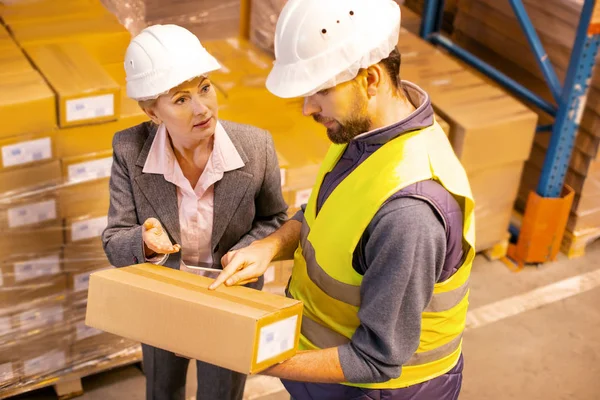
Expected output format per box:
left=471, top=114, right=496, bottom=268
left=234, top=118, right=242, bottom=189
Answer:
left=338, top=197, right=447, bottom=383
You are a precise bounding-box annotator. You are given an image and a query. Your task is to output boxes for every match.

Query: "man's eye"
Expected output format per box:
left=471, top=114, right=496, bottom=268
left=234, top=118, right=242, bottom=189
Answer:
left=175, top=97, right=186, bottom=104
left=201, top=84, right=211, bottom=93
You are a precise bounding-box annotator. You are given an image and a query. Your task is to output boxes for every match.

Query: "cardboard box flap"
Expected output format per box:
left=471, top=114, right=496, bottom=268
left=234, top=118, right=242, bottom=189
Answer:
left=95, top=264, right=300, bottom=317
left=0, top=69, right=55, bottom=107
left=26, top=42, right=120, bottom=98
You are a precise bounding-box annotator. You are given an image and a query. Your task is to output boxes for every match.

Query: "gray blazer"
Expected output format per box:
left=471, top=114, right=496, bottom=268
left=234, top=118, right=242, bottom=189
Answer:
left=102, top=120, right=288, bottom=288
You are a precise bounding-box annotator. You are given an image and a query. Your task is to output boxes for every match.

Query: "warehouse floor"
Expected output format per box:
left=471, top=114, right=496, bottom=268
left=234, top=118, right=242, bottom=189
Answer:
left=14, top=241, right=600, bottom=400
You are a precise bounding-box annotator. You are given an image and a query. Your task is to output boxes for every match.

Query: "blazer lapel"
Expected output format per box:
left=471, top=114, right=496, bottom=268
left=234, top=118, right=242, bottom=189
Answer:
left=212, top=169, right=252, bottom=248
left=135, top=174, right=181, bottom=245
left=134, top=124, right=181, bottom=245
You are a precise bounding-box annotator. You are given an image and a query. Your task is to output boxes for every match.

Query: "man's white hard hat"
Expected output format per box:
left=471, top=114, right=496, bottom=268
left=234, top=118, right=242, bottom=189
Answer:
left=266, top=0, right=401, bottom=99
left=125, top=24, right=221, bottom=101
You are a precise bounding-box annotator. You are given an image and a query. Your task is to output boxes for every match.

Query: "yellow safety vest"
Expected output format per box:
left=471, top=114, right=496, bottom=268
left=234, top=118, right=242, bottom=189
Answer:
left=288, top=123, right=475, bottom=389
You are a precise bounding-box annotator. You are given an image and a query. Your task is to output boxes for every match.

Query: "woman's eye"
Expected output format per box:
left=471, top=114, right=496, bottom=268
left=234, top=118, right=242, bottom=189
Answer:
left=201, top=84, right=211, bottom=93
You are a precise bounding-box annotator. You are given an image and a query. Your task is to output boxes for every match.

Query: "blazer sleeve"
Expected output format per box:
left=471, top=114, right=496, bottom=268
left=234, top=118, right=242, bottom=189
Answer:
left=230, top=131, right=288, bottom=251
left=102, top=133, right=146, bottom=267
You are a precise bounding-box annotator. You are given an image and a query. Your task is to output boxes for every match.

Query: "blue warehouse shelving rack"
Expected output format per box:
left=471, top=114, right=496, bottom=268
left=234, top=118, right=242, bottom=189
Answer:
left=419, top=0, right=600, bottom=266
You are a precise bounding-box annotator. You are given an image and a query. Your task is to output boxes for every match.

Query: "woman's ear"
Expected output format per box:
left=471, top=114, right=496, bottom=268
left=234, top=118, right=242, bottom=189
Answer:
left=139, top=100, right=162, bottom=125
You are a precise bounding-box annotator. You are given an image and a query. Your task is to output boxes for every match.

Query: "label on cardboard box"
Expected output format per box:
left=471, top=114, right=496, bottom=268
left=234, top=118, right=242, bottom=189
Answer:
left=7, top=199, right=57, bottom=228
left=66, top=94, right=115, bottom=123
left=68, top=157, right=113, bottom=183
left=2, top=137, right=52, bottom=168
left=294, top=189, right=312, bottom=208
left=0, top=316, right=11, bottom=336
left=19, top=305, right=64, bottom=330
left=24, top=350, right=66, bottom=377
left=76, top=320, right=102, bottom=341
left=14, top=254, right=60, bottom=282
left=264, top=266, right=276, bottom=284
left=0, top=362, right=13, bottom=383
left=71, top=216, right=108, bottom=242
left=256, top=315, right=298, bottom=364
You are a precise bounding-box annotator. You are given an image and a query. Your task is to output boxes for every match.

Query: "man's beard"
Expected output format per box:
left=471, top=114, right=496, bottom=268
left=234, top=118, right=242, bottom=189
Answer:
left=313, top=90, right=372, bottom=144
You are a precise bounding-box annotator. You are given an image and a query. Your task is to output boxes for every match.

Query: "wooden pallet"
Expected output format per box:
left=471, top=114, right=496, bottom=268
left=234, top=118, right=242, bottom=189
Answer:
left=561, top=229, right=600, bottom=259
left=0, top=346, right=142, bottom=400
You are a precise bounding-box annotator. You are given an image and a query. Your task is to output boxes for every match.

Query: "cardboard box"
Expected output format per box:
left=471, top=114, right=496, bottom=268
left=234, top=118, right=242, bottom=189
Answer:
left=0, top=40, right=34, bottom=76
left=0, top=70, right=57, bottom=139
left=10, top=14, right=131, bottom=65
left=0, top=131, right=57, bottom=171
left=65, top=214, right=108, bottom=244
left=0, top=219, right=64, bottom=257
left=0, top=160, right=61, bottom=196
left=475, top=203, right=513, bottom=252
left=61, top=151, right=113, bottom=185
left=18, top=330, right=71, bottom=380
left=86, top=264, right=303, bottom=374
left=1, top=0, right=109, bottom=28
left=63, top=242, right=111, bottom=273
left=0, top=340, right=20, bottom=388
left=468, top=161, right=525, bottom=219
left=56, top=112, right=148, bottom=159
left=1, top=249, right=63, bottom=287
left=25, top=42, right=121, bottom=128
left=14, top=295, right=68, bottom=334
left=59, top=180, right=109, bottom=220
left=0, top=274, right=67, bottom=312
left=567, top=208, right=600, bottom=234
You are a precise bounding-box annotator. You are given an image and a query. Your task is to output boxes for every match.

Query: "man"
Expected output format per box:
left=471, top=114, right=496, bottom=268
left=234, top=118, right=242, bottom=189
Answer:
left=210, top=0, right=475, bottom=398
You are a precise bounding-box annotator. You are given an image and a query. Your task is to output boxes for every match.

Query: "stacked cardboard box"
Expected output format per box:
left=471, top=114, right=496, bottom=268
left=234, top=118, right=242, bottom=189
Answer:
left=0, top=0, right=145, bottom=394
left=452, top=0, right=600, bottom=254
left=248, top=2, right=538, bottom=253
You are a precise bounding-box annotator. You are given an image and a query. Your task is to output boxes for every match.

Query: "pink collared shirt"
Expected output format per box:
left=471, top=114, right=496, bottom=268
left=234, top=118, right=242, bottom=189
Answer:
left=142, top=122, right=245, bottom=273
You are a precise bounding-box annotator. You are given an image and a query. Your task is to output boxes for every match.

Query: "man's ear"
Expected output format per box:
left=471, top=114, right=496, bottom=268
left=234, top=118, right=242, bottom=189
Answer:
left=365, top=65, right=384, bottom=98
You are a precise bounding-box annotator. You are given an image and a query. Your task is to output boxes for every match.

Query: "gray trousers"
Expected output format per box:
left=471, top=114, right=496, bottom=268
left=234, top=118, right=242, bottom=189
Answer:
left=142, top=344, right=247, bottom=400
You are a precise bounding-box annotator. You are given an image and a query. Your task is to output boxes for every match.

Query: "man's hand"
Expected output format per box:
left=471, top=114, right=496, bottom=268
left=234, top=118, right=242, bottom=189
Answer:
left=143, top=218, right=181, bottom=256
left=209, top=241, right=277, bottom=290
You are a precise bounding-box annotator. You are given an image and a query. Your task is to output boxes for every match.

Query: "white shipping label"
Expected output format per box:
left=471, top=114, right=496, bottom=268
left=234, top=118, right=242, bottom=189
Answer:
left=19, top=305, right=64, bottom=330
left=68, top=157, right=113, bottom=183
left=71, top=216, right=108, bottom=242
left=76, top=321, right=102, bottom=341
left=279, top=168, right=286, bottom=187
left=256, top=315, right=298, bottom=364
left=14, top=254, right=61, bottom=282
left=24, top=350, right=66, bottom=377
left=66, top=94, right=115, bottom=123
left=2, top=137, right=52, bottom=168
left=74, top=267, right=112, bottom=292
left=294, top=189, right=312, bottom=208
left=0, top=316, right=11, bottom=336
left=7, top=199, right=57, bottom=228
left=264, top=266, right=276, bottom=284
left=0, top=362, right=13, bottom=383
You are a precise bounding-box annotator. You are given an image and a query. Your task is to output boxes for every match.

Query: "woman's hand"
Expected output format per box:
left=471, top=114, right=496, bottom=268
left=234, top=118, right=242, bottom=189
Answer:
left=142, top=218, right=181, bottom=257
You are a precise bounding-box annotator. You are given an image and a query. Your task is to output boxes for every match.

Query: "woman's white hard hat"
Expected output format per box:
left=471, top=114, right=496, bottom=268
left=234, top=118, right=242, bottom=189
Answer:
left=125, top=24, right=221, bottom=101
left=266, top=0, right=401, bottom=99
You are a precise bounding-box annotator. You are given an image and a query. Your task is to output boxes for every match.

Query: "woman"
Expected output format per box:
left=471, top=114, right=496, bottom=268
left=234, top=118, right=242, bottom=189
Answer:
left=102, top=24, right=288, bottom=400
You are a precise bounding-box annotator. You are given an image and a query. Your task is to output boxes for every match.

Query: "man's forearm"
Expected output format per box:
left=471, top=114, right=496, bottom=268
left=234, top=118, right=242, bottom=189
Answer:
left=261, top=348, right=346, bottom=383
left=262, top=219, right=302, bottom=261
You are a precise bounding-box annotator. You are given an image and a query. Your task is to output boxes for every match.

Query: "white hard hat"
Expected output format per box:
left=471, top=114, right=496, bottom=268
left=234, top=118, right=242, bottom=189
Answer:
left=124, top=24, right=221, bottom=101
left=266, top=0, right=401, bottom=99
